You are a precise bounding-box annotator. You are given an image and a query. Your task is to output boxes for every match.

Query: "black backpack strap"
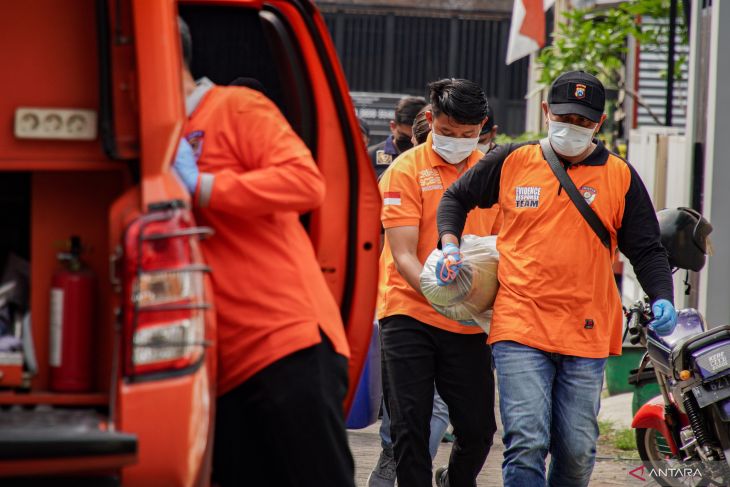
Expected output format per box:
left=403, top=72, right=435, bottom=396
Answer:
left=539, top=138, right=611, bottom=250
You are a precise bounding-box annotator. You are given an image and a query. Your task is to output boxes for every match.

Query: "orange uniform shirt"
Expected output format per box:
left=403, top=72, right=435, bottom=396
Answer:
left=490, top=144, right=626, bottom=357
left=438, top=141, right=673, bottom=358
left=185, top=85, right=348, bottom=395
left=377, top=132, right=501, bottom=334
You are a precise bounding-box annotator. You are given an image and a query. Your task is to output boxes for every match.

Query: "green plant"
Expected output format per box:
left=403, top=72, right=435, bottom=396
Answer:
left=537, top=0, right=688, bottom=126
left=614, top=428, right=637, bottom=451
left=598, top=418, right=615, bottom=437
left=495, top=131, right=619, bottom=152
left=494, top=132, right=545, bottom=145
left=599, top=419, right=639, bottom=454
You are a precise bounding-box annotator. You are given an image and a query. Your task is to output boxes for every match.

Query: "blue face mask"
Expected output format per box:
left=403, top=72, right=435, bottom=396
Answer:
left=431, top=132, right=479, bottom=164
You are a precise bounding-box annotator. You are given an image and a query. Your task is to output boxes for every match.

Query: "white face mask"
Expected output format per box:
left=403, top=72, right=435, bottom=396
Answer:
left=431, top=132, right=479, bottom=164
left=476, top=142, right=493, bottom=154
left=547, top=120, right=596, bottom=157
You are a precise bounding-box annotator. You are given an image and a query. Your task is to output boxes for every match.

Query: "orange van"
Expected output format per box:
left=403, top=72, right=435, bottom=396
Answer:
left=0, top=0, right=380, bottom=484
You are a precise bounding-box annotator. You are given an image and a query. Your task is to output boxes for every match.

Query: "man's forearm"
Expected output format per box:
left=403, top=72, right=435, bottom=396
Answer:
left=437, top=190, right=468, bottom=244
left=441, top=234, right=459, bottom=247
left=393, top=252, right=425, bottom=295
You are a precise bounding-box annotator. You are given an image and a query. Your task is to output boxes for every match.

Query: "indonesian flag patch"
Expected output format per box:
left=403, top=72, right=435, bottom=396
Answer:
left=383, top=191, right=401, bottom=205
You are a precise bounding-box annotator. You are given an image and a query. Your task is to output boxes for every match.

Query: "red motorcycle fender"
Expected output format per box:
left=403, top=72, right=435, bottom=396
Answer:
left=632, top=395, right=680, bottom=455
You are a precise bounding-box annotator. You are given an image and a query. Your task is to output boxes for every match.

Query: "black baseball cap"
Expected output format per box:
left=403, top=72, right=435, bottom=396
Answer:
left=547, top=71, right=605, bottom=123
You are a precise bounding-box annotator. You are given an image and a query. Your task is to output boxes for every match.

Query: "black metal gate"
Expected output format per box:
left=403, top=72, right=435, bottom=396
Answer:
left=321, top=7, right=528, bottom=136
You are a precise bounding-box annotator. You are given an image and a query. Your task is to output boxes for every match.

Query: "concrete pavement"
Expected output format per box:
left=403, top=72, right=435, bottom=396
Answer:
left=598, top=392, right=634, bottom=429
left=348, top=391, right=638, bottom=486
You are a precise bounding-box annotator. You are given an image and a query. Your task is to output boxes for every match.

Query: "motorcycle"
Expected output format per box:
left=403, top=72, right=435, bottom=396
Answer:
left=629, top=208, right=724, bottom=486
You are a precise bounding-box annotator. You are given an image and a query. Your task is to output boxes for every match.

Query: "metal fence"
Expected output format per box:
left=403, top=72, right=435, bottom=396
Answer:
left=635, top=17, right=689, bottom=129
left=321, top=8, right=528, bottom=136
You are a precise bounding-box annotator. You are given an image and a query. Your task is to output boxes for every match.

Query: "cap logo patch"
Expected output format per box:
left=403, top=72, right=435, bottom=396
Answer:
left=575, top=83, right=587, bottom=99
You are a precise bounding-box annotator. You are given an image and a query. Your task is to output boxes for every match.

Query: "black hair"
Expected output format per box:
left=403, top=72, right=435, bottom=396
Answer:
left=428, top=78, right=488, bottom=125
left=357, top=117, right=370, bottom=138
left=480, top=103, right=495, bottom=134
left=412, top=105, right=431, bottom=145
left=178, top=17, right=193, bottom=68
left=395, top=96, right=427, bottom=126
left=229, top=77, right=266, bottom=94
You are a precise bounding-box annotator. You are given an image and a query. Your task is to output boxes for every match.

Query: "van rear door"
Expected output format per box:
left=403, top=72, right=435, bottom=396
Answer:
left=103, top=1, right=216, bottom=485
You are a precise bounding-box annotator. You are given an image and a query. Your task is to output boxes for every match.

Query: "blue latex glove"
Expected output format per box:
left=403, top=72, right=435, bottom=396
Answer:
left=173, top=138, right=199, bottom=194
left=435, top=243, right=462, bottom=286
left=649, top=299, right=677, bottom=336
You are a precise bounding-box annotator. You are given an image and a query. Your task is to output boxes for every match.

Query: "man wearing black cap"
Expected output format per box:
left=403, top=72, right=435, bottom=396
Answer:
left=368, top=96, right=427, bottom=179
left=358, top=116, right=371, bottom=147
left=476, top=104, right=498, bottom=154
left=435, top=71, right=676, bottom=486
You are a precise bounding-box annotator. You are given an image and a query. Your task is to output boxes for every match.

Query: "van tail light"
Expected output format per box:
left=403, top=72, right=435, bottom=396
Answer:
left=119, top=201, right=213, bottom=378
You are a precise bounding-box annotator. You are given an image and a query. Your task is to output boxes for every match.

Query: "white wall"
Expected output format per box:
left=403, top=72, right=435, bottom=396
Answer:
left=622, top=128, right=688, bottom=308
left=699, top=0, right=730, bottom=327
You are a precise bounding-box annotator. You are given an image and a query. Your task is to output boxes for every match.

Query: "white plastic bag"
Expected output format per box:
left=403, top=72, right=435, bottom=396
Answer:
left=420, top=235, right=499, bottom=334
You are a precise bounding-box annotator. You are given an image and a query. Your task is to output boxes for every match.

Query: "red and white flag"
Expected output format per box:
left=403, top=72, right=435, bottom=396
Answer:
left=505, top=0, right=555, bottom=65
left=383, top=192, right=401, bottom=206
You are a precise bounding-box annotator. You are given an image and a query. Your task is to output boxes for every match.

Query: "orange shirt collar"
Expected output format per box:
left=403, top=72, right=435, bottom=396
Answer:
left=424, top=131, right=483, bottom=170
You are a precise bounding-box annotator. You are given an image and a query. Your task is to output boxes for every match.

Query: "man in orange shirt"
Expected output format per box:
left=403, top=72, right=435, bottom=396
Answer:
left=173, top=19, right=353, bottom=487
left=437, top=71, right=676, bottom=487
left=378, top=78, right=500, bottom=486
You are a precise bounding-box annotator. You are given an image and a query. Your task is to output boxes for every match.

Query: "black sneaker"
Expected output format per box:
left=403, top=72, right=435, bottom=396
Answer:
left=434, top=466, right=448, bottom=487
left=367, top=446, right=396, bottom=487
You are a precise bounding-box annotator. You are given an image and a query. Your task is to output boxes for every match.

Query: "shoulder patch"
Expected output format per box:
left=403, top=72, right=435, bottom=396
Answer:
left=186, top=130, right=205, bottom=159
left=580, top=185, right=597, bottom=205
left=376, top=150, right=393, bottom=166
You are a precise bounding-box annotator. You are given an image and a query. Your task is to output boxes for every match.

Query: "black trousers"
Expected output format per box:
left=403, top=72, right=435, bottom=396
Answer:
left=380, top=315, right=497, bottom=487
left=212, top=333, right=355, bottom=487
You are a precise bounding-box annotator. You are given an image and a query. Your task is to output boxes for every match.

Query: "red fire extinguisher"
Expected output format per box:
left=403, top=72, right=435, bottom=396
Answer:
left=49, top=236, right=95, bottom=392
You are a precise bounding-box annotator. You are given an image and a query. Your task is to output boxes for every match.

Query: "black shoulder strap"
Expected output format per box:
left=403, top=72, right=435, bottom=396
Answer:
left=540, top=138, right=611, bottom=250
